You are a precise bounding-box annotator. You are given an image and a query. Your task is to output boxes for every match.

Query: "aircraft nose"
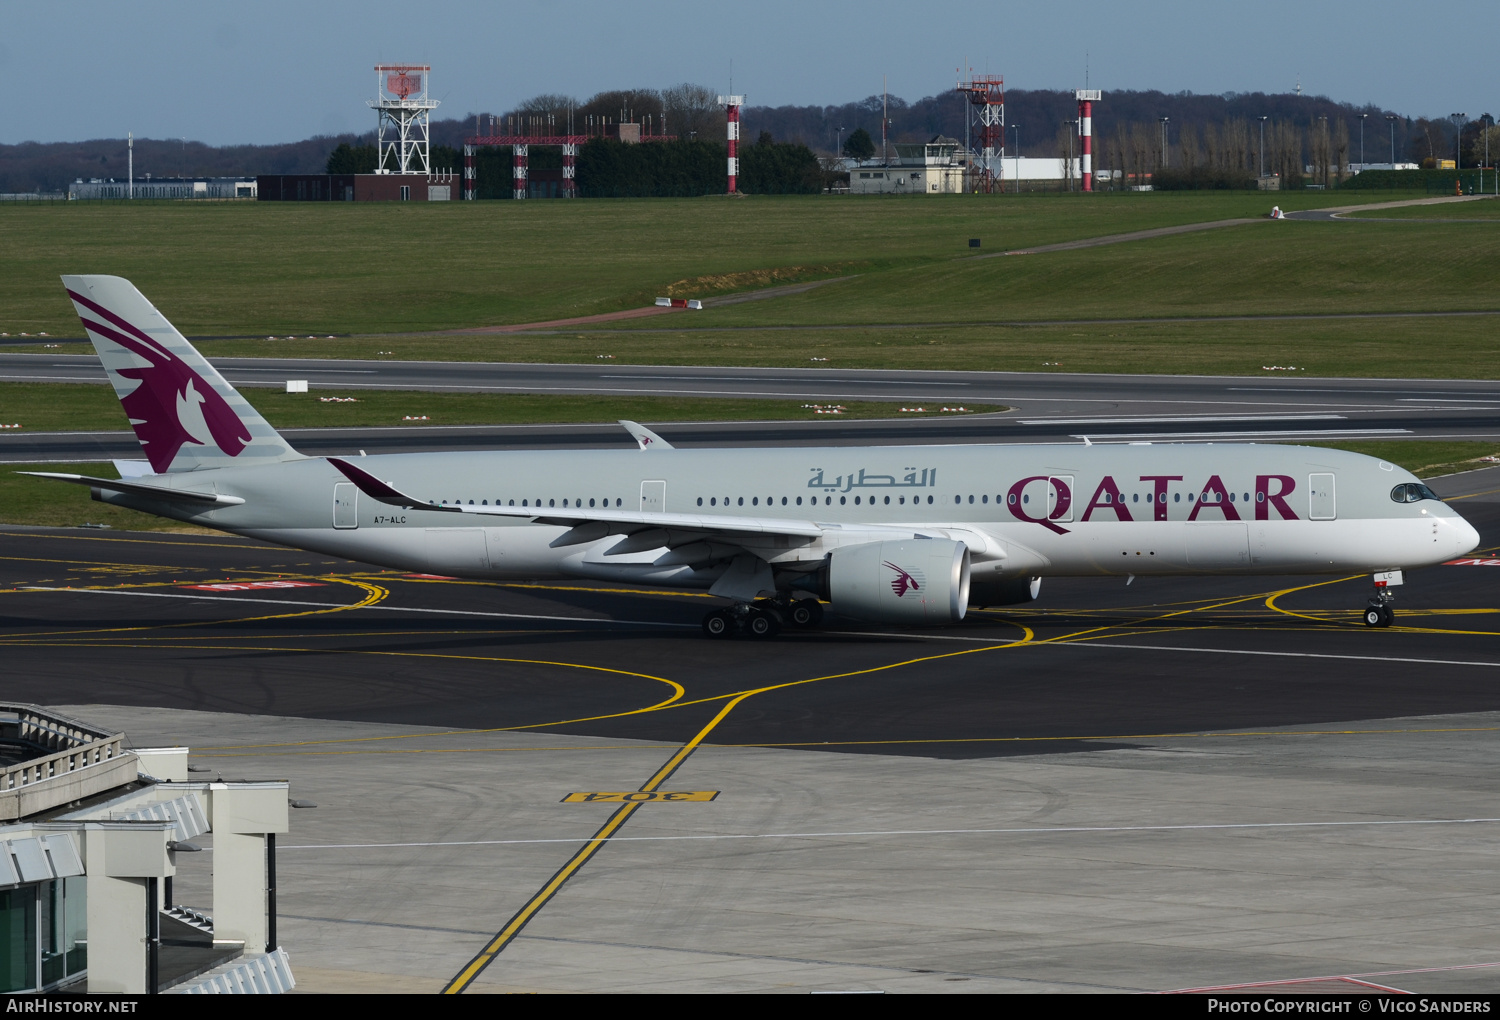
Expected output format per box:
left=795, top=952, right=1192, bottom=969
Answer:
left=1450, top=515, right=1481, bottom=556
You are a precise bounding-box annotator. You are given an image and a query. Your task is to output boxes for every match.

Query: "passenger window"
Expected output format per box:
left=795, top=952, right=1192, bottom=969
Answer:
left=968, top=495, right=974, bottom=504
left=1173, top=493, right=1180, bottom=503
left=854, top=496, right=860, bottom=505
left=738, top=497, right=744, bottom=506
left=752, top=497, right=759, bottom=506
left=840, top=496, right=846, bottom=505
left=884, top=495, right=891, bottom=505
left=782, top=497, right=788, bottom=505
left=696, top=497, right=702, bottom=506
left=796, top=496, right=802, bottom=505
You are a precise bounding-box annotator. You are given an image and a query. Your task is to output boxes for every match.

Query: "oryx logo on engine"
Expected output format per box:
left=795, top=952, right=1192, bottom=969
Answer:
left=884, top=561, right=924, bottom=598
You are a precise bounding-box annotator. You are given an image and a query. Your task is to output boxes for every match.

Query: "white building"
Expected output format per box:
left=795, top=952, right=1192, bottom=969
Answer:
left=0, top=704, right=296, bottom=994
left=850, top=136, right=969, bottom=195
left=69, top=177, right=257, bottom=200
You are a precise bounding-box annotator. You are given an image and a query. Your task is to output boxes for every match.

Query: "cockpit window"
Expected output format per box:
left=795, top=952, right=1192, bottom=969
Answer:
left=1390, top=482, right=1441, bottom=504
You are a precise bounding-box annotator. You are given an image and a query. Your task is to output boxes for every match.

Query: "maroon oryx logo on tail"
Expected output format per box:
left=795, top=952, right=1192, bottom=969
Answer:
left=884, top=561, right=922, bottom=598
left=67, top=288, right=251, bottom=473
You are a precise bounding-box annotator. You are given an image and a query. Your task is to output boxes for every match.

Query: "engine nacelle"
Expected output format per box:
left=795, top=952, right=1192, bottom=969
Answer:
left=969, top=575, right=1042, bottom=607
left=828, top=539, right=970, bottom=625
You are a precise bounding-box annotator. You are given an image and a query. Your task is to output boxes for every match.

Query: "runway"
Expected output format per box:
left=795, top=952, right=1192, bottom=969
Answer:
left=7, top=356, right=1500, bottom=462
left=8, top=466, right=1500, bottom=992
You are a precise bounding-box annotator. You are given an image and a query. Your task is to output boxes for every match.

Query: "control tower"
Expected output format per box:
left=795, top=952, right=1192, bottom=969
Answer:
left=369, top=65, right=439, bottom=174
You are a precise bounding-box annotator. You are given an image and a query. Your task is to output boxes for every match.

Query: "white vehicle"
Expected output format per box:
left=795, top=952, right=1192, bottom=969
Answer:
left=28, top=276, right=1480, bottom=637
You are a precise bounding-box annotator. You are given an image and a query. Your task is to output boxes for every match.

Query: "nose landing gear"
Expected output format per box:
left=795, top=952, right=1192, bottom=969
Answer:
left=1363, top=570, right=1401, bottom=628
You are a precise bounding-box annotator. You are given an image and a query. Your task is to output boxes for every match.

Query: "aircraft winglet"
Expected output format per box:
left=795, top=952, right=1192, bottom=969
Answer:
left=619, top=421, right=674, bottom=451
left=327, top=457, right=456, bottom=511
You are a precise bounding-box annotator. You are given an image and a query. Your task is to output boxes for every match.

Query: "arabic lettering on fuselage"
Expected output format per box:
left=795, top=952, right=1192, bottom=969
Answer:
left=808, top=467, right=936, bottom=493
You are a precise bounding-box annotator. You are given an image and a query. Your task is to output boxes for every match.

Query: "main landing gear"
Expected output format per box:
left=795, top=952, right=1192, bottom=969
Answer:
left=701, top=596, right=825, bottom=639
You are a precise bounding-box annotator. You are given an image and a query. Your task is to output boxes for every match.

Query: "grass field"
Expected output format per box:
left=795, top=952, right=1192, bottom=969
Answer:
left=0, top=383, right=1002, bottom=432
left=5, top=441, right=1494, bottom=532
left=32, top=313, right=1477, bottom=380
left=0, top=191, right=1438, bottom=338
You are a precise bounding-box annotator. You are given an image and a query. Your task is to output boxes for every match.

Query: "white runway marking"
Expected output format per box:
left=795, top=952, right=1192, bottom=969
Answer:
left=21, top=586, right=694, bottom=627
left=273, top=816, right=1500, bottom=852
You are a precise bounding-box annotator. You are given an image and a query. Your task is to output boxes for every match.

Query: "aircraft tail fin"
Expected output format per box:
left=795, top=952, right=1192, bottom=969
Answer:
left=61, top=275, right=304, bottom=474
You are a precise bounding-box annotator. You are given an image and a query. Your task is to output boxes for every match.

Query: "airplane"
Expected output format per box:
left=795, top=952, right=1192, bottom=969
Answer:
left=23, top=275, right=1481, bottom=637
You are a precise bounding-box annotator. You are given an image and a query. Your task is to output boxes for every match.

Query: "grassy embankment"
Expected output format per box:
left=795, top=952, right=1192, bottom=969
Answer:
left=3, top=191, right=1496, bottom=378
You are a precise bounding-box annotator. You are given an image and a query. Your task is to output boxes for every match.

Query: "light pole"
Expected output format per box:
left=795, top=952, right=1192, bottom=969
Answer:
left=1159, top=116, right=1169, bottom=168
left=1358, top=113, right=1368, bottom=169
left=836, top=126, right=844, bottom=160
left=1317, top=116, right=1328, bottom=186
left=1259, top=116, right=1268, bottom=178
left=1483, top=114, right=1494, bottom=195
left=1015, top=123, right=1026, bottom=192
left=1066, top=118, right=1078, bottom=191
left=1451, top=113, right=1467, bottom=173
left=1386, top=114, right=1397, bottom=168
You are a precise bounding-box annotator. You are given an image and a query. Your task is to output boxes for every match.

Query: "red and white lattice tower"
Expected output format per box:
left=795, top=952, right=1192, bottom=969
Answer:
left=370, top=65, right=439, bottom=174
left=1076, top=90, right=1101, bottom=192
left=718, top=94, right=744, bottom=194
left=956, top=76, right=1004, bottom=193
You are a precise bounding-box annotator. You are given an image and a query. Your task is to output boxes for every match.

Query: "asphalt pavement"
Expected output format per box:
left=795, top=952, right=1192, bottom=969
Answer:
left=7, top=357, right=1500, bottom=461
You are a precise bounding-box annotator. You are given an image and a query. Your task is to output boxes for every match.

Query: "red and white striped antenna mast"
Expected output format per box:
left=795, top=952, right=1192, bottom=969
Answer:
left=1076, top=90, right=1102, bottom=191
left=370, top=65, right=438, bottom=174
left=717, top=93, right=744, bottom=194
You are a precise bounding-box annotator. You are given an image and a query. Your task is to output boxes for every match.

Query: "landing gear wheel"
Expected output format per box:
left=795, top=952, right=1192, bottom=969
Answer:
left=1363, top=603, right=1393, bottom=628
left=702, top=609, right=733, bottom=638
left=745, top=608, right=780, bottom=639
left=787, top=600, right=824, bottom=628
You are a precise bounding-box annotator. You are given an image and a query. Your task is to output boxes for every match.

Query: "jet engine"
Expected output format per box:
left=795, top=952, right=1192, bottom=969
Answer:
left=969, top=575, right=1042, bottom=607
left=828, top=539, right=970, bottom=624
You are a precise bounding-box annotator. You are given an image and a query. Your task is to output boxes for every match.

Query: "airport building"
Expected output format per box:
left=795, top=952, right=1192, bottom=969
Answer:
left=850, top=136, right=1084, bottom=195
left=0, top=704, right=296, bottom=994
left=68, top=177, right=258, bottom=200
left=256, top=172, right=458, bottom=201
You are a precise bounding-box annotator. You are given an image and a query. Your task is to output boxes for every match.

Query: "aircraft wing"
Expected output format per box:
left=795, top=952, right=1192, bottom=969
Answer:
left=327, top=457, right=824, bottom=540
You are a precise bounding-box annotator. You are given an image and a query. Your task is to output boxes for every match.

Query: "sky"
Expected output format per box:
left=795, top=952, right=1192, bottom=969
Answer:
left=5, top=0, right=1497, bottom=146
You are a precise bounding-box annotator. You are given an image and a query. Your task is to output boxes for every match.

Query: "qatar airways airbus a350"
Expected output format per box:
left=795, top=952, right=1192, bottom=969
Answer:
left=26, top=276, right=1480, bottom=637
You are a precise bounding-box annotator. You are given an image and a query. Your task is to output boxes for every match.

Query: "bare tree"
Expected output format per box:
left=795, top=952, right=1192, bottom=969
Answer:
left=1334, top=120, right=1350, bottom=182
left=662, top=83, right=724, bottom=141
left=1056, top=122, right=1076, bottom=188
left=1203, top=122, right=1221, bottom=171
left=1178, top=123, right=1200, bottom=173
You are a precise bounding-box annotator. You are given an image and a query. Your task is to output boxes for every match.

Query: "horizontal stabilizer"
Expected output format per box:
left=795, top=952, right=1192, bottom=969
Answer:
left=19, top=472, right=245, bottom=506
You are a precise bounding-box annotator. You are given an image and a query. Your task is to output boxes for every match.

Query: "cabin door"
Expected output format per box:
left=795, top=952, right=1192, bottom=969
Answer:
left=1308, top=473, right=1337, bottom=520
left=333, top=483, right=358, bottom=529
left=641, top=480, right=666, bottom=513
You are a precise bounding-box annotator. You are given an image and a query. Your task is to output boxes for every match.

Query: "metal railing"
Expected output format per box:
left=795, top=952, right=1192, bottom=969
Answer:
left=0, top=704, right=126, bottom=794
